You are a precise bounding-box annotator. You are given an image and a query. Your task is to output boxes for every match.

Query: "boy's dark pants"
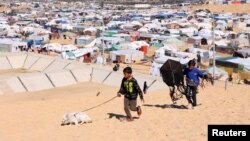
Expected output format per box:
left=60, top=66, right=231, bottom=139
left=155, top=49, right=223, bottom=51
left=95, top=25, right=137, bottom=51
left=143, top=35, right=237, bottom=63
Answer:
left=185, top=85, right=197, bottom=106
left=124, top=97, right=137, bottom=119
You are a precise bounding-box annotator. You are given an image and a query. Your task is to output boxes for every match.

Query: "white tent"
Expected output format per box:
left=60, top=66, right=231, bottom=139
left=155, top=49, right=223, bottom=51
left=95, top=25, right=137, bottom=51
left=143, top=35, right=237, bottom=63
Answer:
left=85, top=39, right=97, bottom=48
left=199, top=28, right=212, bottom=39
left=154, top=45, right=177, bottom=58
left=214, top=30, right=225, bottom=39
left=62, top=44, right=78, bottom=52
left=138, top=27, right=149, bottom=33
left=72, top=47, right=99, bottom=58
left=28, top=23, right=42, bottom=28
left=61, top=24, right=73, bottom=30
left=131, top=21, right=143, bottom=27
left=224, top=31, right=237, bottom=37
left=216, top=20, right=227, bottom=25
left=144, top=23, right=158, bottom=29
left=44, top=43, right=62, bottom=52
left=215, top=40, right=228, bottom=46
left=84, top=27, right=97, bottom=32
left=180, top=27, right=198, bottom=37
left=121, top=23, right=134, bottom=29
left=130, top=41, right=149, bottom=50
left=22, top=26, right=34, bottom=33
left=236, top=37, right=250, bottom=47
left=110, top=49, right=144, bottom=63
left=194, top=22, right=212, bottom=29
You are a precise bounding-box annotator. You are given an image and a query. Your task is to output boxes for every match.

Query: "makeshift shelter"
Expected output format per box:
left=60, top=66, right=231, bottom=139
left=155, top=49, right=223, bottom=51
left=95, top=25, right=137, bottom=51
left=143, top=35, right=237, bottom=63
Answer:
left=97, top=37, right=123, bottom=50
left=84, top=27, right=97, bottom=36
left=237, top=48, right=250, bottom=58
left=216, top=57, right=250, bottom=72
left=162, top=38, right=185, bottom=47
left=154, top=46, right=178, bottom=58
left=110, top=49, right=144, bottom=63
left=199, top=28, right=212, bottom=39
left=72, top=47, right=98, bottom=58
left=236, top=36, right=250, bottom=48
left=0, top=39, right=27, bottom=52
left=43, top=43, right=62, bottom=52
left=131, top=21, right=143, bottom=27
left=138, top=27, right=149, bottom=33
left=75, top=36, right=95, bottom=46
left=62, top=44, right=77, bottom=52
left=130, top=41, right=149, bottom=50
left=187, top=36, right=202, bottom=45
left=112, top=34, right=131, bottom=42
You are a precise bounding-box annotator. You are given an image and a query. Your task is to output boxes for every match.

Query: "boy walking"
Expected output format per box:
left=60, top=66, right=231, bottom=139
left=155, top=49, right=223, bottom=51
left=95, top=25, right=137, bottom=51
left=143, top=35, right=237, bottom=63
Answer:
left=184, top=60, right=205, bottom=109
left=117, top=67, right=144, bottom=121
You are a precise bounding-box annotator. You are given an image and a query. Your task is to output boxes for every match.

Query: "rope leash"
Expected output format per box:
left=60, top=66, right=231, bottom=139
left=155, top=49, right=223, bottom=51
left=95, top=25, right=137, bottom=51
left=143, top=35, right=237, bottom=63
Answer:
left=81, top=96, right=118, bottom=112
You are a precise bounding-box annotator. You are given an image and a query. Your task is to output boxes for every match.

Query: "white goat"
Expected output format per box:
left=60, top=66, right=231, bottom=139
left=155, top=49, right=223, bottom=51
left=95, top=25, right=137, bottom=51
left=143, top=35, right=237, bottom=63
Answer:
left=61, top=112, right=92, bottom=126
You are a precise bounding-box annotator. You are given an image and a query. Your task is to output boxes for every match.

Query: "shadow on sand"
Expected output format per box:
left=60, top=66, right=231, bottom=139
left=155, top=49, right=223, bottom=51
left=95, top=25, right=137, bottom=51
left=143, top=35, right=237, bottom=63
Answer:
left=143, top=104, right=188, bottom=110
left=107, top=113, right=139, bottom=120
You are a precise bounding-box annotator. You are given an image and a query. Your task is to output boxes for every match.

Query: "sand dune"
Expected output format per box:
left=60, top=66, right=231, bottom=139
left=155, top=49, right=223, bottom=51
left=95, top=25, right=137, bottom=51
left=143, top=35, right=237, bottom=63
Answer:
left=190, top=4, right=250, bottom=13
left=0, top=81, right=249, bottom=141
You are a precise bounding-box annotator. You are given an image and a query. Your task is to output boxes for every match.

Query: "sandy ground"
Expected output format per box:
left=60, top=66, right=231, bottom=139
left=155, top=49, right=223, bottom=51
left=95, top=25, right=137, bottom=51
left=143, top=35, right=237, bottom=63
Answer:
left=0, top=69, right=39, bottom=77
left=0, top=81, right=249, bottom=141
left=50, top=37, right=76, bottom=45
left=190, top=4, right=250, bottom=13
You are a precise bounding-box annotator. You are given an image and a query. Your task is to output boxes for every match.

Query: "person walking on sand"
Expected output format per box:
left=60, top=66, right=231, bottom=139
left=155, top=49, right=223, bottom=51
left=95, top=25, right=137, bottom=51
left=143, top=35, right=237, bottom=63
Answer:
left=117, top=67, right=144, bottom=121
left=184, top=60, right=205, bottom=109
left=196, top=51, right=201, bottom=68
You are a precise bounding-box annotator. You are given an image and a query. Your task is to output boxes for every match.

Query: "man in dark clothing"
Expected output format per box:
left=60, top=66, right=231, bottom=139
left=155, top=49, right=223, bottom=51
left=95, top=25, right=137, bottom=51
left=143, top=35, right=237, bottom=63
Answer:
left=117, top=67, right=144, bottom=121
left=184, top=60, right=205, bottom=109
left=197, top=52, right=201, bottom=68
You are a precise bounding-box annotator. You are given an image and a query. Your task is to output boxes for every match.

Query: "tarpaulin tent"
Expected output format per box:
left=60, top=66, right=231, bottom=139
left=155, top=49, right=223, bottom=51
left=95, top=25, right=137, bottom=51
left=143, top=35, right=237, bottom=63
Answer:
left=111, top=44, right=122, bottom=51
left=162, top=38, right=185, bottom=47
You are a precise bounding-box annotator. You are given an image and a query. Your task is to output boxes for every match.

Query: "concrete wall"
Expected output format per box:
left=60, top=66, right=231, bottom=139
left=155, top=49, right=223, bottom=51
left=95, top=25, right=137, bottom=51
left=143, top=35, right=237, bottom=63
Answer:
left=43, top=60, right=69, bottom=73
left=19, top=73, right=54, bottom=92
left=23, top=55, right=40, bottom=69
left=46, top=70, right=77, bottom=87
left=0, top=56, right=12, bottom=70
left=0, top=80, right=12, bottom=94
left=30, top=57, right=54, bottom=71
left=91, top=68, right=112, bottom=83
left=3, top=77, right=27, bottom=93
left=64, top=62, right=86, bottom=70
left=6, top=54, right=27, bottom=69
left=103, top=71, right=123, bottom=86
left=70, top=67, right=92, bottom=82
left=0, top=53, right=167, bottom=95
